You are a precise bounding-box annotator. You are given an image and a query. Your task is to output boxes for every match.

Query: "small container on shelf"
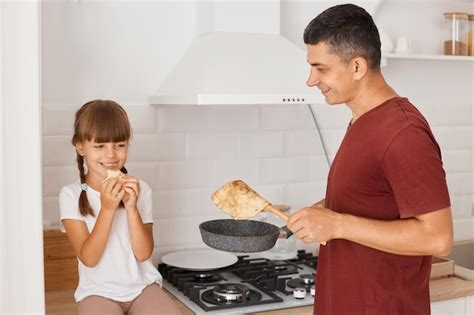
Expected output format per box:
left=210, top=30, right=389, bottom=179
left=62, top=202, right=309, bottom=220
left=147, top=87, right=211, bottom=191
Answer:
left=443, top=12, right=469, bottom=56
left=468, top=14, right=474, bottom=56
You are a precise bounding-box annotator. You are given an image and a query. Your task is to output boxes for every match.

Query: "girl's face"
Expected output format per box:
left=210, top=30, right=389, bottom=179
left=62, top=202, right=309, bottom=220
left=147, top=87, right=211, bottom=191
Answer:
left=76, top=139, right=129, bottom=183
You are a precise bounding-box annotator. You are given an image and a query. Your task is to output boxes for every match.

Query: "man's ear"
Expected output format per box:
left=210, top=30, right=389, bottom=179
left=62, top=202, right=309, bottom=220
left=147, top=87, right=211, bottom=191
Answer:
left=352, top=57, right=368, bottom=80
left=75, top=143, right=85, bottom=156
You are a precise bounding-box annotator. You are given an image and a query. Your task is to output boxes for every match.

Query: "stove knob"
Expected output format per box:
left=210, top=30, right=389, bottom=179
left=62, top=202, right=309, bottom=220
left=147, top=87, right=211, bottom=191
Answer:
left=310, top=286, right=315, bottom=297
left=293, top=287, right=307, bottom=299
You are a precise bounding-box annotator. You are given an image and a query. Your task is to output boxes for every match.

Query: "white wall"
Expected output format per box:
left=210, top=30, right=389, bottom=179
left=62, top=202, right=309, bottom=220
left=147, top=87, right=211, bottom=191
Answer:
left=42, top=1, right=474, bottom=261
left=41, top=1, right=196, bottom=105
left=1, top=1, right=44, bottom=313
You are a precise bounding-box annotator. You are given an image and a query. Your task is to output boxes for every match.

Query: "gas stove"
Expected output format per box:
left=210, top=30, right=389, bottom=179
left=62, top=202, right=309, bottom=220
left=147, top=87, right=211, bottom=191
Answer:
left=158, top=250, right=317, bottom=314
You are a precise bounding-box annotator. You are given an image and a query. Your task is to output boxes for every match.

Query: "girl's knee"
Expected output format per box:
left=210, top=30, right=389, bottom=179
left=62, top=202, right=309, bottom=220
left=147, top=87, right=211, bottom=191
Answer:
left=128, top=284, right=183, bottom=315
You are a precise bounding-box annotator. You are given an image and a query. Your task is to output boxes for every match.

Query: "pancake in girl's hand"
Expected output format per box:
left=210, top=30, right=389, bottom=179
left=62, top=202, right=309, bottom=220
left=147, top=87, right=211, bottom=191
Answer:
left=104, top=169, right=125, bottom=182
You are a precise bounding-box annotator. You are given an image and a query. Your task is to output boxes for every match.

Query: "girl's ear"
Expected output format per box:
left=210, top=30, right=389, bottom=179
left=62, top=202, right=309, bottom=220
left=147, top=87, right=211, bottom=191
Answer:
left=352, top=57, right=368, bottom=81
left=75, top=143, right=85, bottom=156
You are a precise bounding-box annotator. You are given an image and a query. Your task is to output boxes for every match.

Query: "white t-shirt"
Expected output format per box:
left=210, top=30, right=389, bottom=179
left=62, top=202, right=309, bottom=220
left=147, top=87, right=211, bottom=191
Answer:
left=59, top=180, right=162, bottom=302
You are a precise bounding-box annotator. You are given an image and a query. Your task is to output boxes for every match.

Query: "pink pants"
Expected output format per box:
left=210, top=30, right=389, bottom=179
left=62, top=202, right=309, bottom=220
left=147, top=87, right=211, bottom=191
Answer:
left=77, top=284, right=183, bottom=315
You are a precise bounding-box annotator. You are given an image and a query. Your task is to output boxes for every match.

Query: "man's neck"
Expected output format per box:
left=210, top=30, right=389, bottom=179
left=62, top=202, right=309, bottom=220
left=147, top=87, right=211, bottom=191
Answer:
left=346, top=72, right=398, bottom=124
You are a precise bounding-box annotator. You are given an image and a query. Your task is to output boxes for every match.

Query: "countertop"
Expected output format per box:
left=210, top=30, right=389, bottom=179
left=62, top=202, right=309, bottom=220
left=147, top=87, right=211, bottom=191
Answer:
left=166, top=276, right=474, bottom=315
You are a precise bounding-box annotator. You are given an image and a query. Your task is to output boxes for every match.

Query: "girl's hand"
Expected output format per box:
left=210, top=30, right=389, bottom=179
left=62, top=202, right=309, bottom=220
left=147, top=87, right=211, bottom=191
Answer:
left=121, top=176, right=140, bottom=212
left=100, top=178, right=125, bottom=212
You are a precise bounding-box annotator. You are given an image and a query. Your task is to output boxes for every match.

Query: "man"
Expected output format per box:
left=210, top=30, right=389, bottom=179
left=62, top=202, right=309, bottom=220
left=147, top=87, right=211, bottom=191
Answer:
left=287, top=4, right=453, bottom=315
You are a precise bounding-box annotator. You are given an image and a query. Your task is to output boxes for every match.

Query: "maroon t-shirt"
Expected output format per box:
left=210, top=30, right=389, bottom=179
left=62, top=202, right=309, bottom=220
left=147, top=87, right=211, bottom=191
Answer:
left=314, top=97, right=450, bottom=315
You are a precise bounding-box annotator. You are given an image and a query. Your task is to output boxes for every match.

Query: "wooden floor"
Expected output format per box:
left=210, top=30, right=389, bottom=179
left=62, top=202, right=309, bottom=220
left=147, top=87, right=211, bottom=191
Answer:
left=45, top=290, right=77, bottom=315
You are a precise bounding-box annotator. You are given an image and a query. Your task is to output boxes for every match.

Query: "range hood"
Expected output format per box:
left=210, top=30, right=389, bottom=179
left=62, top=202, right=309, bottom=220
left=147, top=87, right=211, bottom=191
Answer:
left=149, top=1, right=382, bottom=106
left=149, top=32, right=322, bottom=105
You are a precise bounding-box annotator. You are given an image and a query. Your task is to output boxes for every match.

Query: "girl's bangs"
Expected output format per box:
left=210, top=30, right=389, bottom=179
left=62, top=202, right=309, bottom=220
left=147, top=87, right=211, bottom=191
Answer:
left=82, top=106, right=131, bottom=143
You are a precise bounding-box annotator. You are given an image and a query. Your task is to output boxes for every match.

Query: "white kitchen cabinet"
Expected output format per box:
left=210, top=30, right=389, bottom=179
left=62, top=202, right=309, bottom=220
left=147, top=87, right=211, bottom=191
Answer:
left=431, top=296, right=473, bottom=315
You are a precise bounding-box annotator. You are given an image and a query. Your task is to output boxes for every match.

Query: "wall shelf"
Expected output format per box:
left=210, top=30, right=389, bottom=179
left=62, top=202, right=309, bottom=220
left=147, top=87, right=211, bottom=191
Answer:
left=383, top=53, right=474, bottom=61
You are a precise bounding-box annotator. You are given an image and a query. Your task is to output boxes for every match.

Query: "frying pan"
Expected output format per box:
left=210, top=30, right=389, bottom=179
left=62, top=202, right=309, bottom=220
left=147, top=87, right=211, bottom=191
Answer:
left=199, top=219, right=293, bottom=253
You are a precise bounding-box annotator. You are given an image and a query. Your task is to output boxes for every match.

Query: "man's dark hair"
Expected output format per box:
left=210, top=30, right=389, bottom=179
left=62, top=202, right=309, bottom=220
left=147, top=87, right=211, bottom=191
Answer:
left=303, top=4, right=381, bottom=70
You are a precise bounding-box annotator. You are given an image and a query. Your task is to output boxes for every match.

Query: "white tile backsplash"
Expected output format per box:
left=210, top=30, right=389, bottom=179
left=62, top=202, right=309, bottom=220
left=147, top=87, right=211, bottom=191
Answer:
left=43, top=102, right=474, bottom=249
left=127, top=134, right=161, bottom=162
left=451, top=195, right=474, bottom=219
left=285, top=130, right=325, bottom=156
left=186, top=133, right=238, bottom=159
left=43, top=136, right=76, bottom=166
left=309, top=156, right=331, bottom=181
left=433, top=127, right=472, bottom=150
left=447, top=173, right=474, bottom=196
left=261, top=157, right=310, bottom=183
left=157, top=105, right=211, bottom=132
left=212, top=105, right=260, bottom=131
left=180, top=188, right=217, bottom=216
left=153, top=190, right=184, bottom=220
left=129, top=133, right=185, bottom=162
left=285, top=181, right=327, bottom=210
left=126, top=162, right=159, bottom=190
left=125, top=105, right=157, bottom=133
left=318, top=129, right=346, bottom=161
left=43, top=165, right=78, bottom=197
left=453, top=217, right=474, bottom=242
left=157, top=160, right=211, bottom=190
left=42, top=105, right=78, bottom=136
left=211, top=159, right=260, bottom=186
left=311, top=103, right=351, bottom=130
left=261, top=104, right=315, bottom=130
left=153, top=216, right=221, bottom=248
left=423, top=102, right=473, bottom=126
left=238, top=132, right=284, bottom=158
left=442, top=150, right=472, bottom=173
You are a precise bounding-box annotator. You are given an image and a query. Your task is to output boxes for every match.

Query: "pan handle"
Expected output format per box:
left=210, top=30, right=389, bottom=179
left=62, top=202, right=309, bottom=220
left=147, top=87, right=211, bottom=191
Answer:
left=280, top=226, right=293, bottom=238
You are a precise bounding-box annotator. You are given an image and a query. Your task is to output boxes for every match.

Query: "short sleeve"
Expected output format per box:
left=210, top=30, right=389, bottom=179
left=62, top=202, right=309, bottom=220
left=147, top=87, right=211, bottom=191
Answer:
left=383, top=126, right=450, bottom=218
left=59, top=186, right=85, bottom=232
left=137, top=180, right=153, bottom=224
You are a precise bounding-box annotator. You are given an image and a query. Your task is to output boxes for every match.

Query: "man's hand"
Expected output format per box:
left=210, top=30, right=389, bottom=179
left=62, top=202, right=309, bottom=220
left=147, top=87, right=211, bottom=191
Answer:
left=287, top=206, right=340, bottom=244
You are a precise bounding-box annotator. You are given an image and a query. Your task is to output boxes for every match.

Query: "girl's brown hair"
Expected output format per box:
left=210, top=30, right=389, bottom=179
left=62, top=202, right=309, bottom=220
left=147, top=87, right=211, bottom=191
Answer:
left=72, top=100, right=132, bottom=216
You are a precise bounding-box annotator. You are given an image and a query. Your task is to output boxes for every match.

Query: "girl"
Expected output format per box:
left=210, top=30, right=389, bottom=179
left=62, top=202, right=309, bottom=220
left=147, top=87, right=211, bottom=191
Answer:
left=59, top=100, right=181, bottom=314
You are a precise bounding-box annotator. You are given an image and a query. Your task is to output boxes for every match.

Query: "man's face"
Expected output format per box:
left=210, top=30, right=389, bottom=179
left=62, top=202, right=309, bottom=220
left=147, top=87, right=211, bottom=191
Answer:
left=306, top=42, right=357, bottom=105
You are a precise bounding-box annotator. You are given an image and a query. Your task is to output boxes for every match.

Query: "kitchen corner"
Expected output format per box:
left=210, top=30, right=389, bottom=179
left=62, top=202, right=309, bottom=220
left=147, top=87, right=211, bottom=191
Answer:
left=41, top=0, right=473, bottom=313
left=1, top=0, right=473, bottom=314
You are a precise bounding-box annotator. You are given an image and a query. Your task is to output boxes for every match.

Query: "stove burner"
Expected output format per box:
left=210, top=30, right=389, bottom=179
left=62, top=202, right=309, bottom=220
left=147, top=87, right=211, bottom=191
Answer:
left=214, top=283, right=248, bottom=302
left=300, top=274, right=314, bottom=285
left=287, top=274, right=315, bottom=290
left=159, top=250, right=317, bottom=311
left=194, top=273, right=213, bottom=280
left=201, top=283, right=262, bottom=305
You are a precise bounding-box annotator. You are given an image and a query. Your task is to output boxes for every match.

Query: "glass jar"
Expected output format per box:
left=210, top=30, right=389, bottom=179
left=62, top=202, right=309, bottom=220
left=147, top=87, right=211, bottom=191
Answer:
left=443, top=12, right=469, bottom=56
left=468, top=14, right=474, bottom=56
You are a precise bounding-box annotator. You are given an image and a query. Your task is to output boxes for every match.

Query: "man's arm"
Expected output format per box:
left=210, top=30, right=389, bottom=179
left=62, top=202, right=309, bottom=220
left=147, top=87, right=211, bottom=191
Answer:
left=311, top=198, right=325, bottom=208
left=287, top=206, right=453, bottom=256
